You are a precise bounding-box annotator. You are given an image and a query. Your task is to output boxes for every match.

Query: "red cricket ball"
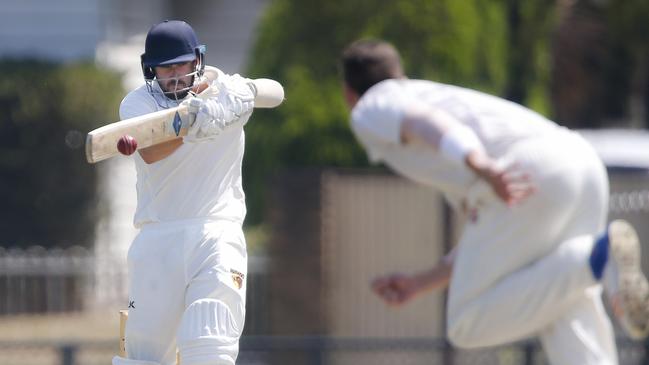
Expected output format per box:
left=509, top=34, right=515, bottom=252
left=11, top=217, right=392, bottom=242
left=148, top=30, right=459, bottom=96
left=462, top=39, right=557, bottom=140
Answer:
left=117, top=135, right=138, bottom=156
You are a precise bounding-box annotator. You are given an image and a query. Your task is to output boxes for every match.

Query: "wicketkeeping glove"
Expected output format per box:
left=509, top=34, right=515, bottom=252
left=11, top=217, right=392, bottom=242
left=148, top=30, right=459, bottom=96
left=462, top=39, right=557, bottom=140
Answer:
left=184, top=74, right=256, bottom=143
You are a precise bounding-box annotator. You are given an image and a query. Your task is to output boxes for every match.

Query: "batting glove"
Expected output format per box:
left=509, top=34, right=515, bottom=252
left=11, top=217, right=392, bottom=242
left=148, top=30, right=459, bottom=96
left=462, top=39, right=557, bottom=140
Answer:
left=184, top=74, right=255, bottom=143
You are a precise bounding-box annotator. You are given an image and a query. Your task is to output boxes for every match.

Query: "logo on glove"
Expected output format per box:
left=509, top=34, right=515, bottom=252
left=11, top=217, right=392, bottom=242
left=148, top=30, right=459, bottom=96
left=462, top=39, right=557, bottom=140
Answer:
left=230, top=269, right=245, bottom=290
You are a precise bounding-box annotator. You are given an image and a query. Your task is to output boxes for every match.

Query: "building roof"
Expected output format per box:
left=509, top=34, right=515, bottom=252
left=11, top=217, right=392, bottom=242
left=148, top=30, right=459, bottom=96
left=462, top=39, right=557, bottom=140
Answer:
left=579, top=129, right=649, bottom=170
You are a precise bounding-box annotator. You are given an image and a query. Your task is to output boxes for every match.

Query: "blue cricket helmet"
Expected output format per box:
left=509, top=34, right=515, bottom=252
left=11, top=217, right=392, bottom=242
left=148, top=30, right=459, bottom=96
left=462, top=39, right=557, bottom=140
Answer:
left=140, top=20, right=206, bottom=80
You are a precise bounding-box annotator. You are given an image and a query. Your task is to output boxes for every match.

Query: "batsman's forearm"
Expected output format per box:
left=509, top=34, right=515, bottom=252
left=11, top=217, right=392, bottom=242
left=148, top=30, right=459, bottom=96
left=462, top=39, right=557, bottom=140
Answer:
left=251, top=79, right=285, bottom=108
left=139, top=138, right=183, bottom=164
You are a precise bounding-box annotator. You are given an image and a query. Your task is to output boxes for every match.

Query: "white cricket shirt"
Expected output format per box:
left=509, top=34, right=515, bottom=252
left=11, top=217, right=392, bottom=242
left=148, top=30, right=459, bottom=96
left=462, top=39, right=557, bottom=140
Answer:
left=119, top=77, right=247, bottom=228
left=351, top=79, right=560, bottom=204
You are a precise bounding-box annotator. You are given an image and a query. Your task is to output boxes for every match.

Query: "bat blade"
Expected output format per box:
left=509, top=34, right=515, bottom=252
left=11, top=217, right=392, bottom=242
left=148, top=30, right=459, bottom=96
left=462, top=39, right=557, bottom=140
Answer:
left=85, top=68, right=284, bottom=164
left=119, top=310, right=128, bottom=357
left=85, top=66, right=221, bottom=164
left=85, top=104, right=190, bottom=163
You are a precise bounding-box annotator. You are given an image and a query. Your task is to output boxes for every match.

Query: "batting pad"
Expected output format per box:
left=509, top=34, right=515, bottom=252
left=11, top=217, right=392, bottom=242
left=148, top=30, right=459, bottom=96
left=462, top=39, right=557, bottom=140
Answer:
left=112, top=356, right=160, bottom=365
left=176, top=299, right=242, bottom=365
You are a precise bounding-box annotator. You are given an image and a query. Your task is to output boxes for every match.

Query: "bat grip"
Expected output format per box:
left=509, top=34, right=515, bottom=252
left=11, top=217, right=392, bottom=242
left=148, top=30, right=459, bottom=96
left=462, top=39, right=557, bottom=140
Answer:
left=187, top=98, right=202, bottom=127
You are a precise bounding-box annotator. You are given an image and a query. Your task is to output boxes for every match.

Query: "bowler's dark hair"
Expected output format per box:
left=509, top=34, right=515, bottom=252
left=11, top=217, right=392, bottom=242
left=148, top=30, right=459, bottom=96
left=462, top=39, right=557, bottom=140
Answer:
left=341, top=39, right=404, bottom=95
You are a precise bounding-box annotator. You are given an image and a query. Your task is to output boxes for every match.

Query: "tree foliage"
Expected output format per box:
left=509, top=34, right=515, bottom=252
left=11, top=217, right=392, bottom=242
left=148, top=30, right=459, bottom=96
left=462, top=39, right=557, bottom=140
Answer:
left=243, top=0, right=553, bottom=224
left=0, top=61, right=123, bottom=248
left=243, top=0, right=648, bottom=223
left=550, top=0, right=649, bottom=128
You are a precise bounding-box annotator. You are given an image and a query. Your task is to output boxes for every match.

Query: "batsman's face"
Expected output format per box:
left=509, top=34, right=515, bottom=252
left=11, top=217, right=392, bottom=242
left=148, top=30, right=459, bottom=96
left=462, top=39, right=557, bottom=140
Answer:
left=154, top=61, right=196, bottom=94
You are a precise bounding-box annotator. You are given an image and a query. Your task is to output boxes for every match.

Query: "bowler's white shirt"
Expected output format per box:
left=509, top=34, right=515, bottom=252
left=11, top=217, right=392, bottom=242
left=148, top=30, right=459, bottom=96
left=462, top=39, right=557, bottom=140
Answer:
left=351, top=79, right=561, bottom=204
left=120, top=79, right=246, bottom=228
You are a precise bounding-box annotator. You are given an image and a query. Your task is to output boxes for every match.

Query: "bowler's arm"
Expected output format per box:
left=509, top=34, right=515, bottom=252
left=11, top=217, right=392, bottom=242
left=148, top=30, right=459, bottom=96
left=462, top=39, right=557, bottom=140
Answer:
left=371, top=247, right=456, bottom=306
left=411, top=246, right=456, bottom=293
left=400, top=106, right=491, bottom=175
left=399, top=107, right=534, bottom=205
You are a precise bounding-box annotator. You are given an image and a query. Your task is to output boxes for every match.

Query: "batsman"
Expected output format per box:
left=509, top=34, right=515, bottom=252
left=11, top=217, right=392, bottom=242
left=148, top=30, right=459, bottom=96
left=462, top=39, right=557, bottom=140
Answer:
left=343, top=39, right=649, bottom=364
left=112, top=20, right=282, bottom=365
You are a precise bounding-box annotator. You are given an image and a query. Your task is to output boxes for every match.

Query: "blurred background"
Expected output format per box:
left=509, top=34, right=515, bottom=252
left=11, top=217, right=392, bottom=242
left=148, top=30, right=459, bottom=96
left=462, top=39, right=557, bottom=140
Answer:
left=1, top=0, right=649, bottom=364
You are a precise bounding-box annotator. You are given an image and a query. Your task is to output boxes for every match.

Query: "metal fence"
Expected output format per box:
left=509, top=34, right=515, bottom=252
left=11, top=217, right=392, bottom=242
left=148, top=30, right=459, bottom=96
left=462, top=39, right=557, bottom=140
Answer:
left=0, top=336, right=646, bottom=365
left=0, top=246, right=94, bottom=314
left=0, top=247, right=268, bottom=317
left=2, top=166, right=649, bottom=364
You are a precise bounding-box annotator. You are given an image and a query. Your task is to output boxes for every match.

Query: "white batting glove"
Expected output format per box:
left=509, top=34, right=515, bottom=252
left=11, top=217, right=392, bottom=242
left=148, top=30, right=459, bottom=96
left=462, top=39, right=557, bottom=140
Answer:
left=184, top=74, right=256, bottom=143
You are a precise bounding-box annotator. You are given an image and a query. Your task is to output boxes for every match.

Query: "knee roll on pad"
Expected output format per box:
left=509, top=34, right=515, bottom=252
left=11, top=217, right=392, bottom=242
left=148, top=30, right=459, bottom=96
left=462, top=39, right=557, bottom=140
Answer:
left=177, top=299, right=242, bottom=365
left=112, top=356, right=160, bottom=365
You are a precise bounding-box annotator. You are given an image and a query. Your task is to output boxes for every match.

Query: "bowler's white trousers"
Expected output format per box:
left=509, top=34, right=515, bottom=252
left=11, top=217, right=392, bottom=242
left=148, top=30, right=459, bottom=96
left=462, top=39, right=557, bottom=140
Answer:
left=114, top=219, right=247, bottom=365
left=447, top=130, right=617, bottom=365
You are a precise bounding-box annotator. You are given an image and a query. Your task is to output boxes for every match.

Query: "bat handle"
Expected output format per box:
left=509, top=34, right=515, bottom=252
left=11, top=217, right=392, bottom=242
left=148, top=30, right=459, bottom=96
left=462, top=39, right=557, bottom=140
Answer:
left=187, top=97, right=202, bottom=127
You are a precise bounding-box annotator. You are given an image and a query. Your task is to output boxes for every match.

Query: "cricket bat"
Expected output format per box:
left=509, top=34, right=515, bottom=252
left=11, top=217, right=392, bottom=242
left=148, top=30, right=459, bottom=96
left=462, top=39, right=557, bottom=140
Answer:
left=119, top=310, right=128, bottom=357
left=85, top=69, right=284, bottom=164
left=119, top=309, right=181, bottom=363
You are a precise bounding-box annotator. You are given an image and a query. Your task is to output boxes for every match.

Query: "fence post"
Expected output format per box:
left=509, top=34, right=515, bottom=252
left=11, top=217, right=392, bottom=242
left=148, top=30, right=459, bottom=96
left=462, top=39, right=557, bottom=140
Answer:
left=309, top=337, right=324, bottom=365
left=60, top=344, right=76, bottom=365
left=523, top=342, right=535, bottom=365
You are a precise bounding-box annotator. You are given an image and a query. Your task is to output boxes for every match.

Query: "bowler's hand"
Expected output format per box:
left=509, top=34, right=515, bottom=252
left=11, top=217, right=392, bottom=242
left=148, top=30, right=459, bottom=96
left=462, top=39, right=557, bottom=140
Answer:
left=371, top=273, right=420, bottom=306
left=466, top=151, right=535, bottom=206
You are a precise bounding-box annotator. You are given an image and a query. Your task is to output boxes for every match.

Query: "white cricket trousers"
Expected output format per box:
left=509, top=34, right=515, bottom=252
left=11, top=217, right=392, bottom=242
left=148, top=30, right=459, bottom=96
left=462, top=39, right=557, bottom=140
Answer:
left=447, top=130, right=617, bottom=365
left=117, top=219, right=247, bottom=365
